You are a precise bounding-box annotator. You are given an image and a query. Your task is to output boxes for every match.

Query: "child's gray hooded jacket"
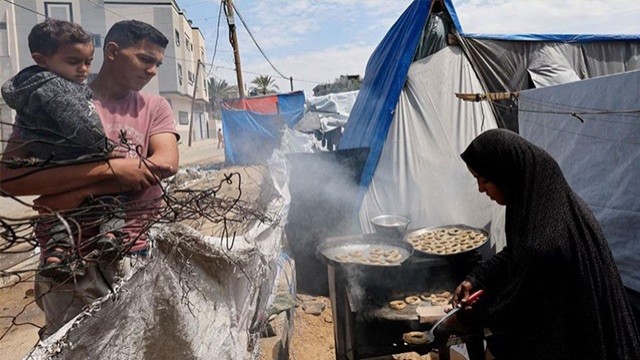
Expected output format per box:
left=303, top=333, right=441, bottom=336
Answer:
left=2, top=65, right=111, bottom=164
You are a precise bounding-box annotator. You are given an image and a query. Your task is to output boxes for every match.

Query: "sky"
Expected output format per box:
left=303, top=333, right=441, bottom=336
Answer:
left=175, top=0, right=640, bottom=97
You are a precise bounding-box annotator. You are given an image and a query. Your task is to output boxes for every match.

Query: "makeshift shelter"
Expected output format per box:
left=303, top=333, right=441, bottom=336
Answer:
left=294, top=90, right=359, bottom=151
left=518, top=70, right=640, bottom=294
left=221, top=91, right=305, bottom=165
left=338, top=0, right=640, bottom=255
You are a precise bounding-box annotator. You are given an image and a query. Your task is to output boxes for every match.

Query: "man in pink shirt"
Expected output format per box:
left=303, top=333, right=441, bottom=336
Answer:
left=0, top=20, right=179, bottom=338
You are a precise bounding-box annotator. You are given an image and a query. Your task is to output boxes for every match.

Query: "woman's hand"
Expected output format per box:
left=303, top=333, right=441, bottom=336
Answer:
left=451, top=280, right=475, bottom=309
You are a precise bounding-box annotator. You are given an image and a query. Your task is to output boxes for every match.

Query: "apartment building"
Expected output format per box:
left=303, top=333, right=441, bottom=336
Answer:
left=0, top=0, right=211, bottom=148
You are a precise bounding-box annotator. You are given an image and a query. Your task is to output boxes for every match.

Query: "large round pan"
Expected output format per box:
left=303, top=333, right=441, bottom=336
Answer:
left=316, top=234, right=414, bottom=268
left=405, top=224, right=489, bottom=257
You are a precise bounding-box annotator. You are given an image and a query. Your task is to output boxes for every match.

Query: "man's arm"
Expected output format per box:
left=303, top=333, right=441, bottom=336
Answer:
left=31, top=132, right=179, bottom=212
left=0, top=140, right=162, bottom=197
left=144, top=132, right=179, bottom=180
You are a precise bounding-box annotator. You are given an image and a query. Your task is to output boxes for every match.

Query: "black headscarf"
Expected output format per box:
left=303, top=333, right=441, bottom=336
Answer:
left=460, top=129, right=640, bottom=360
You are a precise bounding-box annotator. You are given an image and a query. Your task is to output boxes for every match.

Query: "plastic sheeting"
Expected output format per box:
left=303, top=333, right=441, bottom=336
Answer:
left=222, top=92, right=306, bottom=165
left=28, top=155, right=292, bottom=360
left=519, top=70, right=640, bottom=293
left=360, top=46, right=505, bottom=253
left=339, top=0, right=431, bottom=194
left=295, top=90, right=358, bottom=133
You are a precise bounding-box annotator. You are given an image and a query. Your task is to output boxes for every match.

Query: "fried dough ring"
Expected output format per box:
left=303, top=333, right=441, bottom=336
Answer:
left=404, top=295, right=421, bottom=305
left=403, top=331, right=428, bottom=345
left=389, top=300, right=407, bottom=310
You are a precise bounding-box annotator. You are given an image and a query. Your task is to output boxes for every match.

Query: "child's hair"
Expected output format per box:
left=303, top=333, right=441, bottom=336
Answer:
left=28, top=18, right=92, bottom=56
left=104, top=20, right=168, bottom=50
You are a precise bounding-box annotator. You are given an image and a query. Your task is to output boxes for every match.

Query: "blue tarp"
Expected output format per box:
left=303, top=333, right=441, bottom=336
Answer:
left=278, top=91, right=305, bottom=128
left=221, top=91, right=305, bottom=165
left=221, top=109, right=282, bottom=165
left=338, top=0, right=431, bottom=193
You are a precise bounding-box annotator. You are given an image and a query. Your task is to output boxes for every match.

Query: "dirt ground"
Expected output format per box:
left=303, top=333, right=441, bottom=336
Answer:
left=0, top=272, right=44, bottom=360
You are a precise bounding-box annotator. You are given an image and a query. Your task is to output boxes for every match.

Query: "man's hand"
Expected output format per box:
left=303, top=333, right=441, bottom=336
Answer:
left=107, top=158, right=168, bottom=192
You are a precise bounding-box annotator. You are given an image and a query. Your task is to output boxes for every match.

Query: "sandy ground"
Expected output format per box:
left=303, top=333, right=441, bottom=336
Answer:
left=0, top=140, right=223, bottom=360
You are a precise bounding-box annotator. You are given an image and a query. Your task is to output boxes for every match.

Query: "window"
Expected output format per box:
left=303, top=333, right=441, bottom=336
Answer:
left=200, top=47, right=205, bottom=60
left=187, top=71, right=194, bottom=85
left=185, top=34, right=192, bottom=52
left=45, top=2, right=73, bottom=21
left=177, top=64, right=183, bottom=86
left=175, top=29, right=180, bottom=46
left=178, top=111, right=189, bottom=125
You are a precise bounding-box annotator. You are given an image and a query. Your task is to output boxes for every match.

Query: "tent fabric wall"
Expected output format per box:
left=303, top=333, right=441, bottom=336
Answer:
left=338, top=0, right=432, bottom=193
left=519, top=70, right=640, bottom=293
left=360, top=45, right=504, bottom=251
left=277, top=91, right=306, bottom=128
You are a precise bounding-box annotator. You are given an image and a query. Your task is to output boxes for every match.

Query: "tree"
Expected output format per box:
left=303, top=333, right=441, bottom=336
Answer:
left=208, top=78, right=234, bottom=118
left=250, top=75, right=279, bottom=96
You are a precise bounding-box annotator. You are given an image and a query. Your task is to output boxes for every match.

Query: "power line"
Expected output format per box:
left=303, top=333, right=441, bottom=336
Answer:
left=3, top=0, right=45, bottom=17
left=204, top=1, right=223, bottom=80
left=231, top=1, right=288, bottom=80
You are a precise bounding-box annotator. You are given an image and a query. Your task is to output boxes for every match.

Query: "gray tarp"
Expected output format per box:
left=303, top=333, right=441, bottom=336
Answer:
left=458, top=37, right=640, bottom=130
left=519, top=69, right=640, bottom=293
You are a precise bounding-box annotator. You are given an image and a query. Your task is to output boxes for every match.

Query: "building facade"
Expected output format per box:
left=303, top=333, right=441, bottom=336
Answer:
left=0, top=0, right=211, bottom=148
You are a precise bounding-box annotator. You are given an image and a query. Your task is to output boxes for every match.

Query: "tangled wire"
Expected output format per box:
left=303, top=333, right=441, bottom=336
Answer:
left=0, top=134, right=279, bottom=346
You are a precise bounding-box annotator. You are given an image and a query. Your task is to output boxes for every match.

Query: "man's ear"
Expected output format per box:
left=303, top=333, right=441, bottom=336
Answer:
left=31, top=53, right=47, bottom=67
left=104, top=42, right=119, bottom=61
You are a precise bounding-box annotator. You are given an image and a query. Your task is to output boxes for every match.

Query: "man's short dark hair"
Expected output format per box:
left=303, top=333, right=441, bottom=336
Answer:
left=104, top=20, right=168, bottom=50
left=28, top=18, right=92, bottom=56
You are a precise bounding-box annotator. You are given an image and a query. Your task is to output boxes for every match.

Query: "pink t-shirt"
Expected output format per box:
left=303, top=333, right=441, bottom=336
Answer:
left=94, top=91, right=178, bottom=252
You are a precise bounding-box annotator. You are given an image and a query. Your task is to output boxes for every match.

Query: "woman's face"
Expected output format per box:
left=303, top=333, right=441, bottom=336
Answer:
left=468, top=166, right=506, bottom=205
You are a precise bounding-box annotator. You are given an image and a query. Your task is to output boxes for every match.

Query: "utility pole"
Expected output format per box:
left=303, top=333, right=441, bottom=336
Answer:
left=223, top=0, right=245, bottom=98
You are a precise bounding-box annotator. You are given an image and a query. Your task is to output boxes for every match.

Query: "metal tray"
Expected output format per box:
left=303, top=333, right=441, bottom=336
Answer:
left=316, top=234, right=414, bottom=268
left=405, top=224, right=489, bottom=257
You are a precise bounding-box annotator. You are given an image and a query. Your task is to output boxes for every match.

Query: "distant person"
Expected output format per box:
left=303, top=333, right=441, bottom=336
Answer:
left=1, top=19, right=126, bottom=280
left=0, top=19, right=179, bottom=339
left=449, top=129, right=640, bottom=359
left=217, top=128, right=224, bottom=149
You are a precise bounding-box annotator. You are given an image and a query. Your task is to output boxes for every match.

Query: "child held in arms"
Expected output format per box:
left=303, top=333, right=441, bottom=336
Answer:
left=2, top=19, right=126, bottom=280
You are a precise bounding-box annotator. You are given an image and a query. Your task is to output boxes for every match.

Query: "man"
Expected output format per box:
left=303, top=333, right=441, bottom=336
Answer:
left=0, top=20, right=179, bottom=338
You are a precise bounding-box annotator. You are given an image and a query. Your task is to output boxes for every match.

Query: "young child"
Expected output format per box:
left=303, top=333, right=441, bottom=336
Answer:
left=2, top=19, right=125, bottom=280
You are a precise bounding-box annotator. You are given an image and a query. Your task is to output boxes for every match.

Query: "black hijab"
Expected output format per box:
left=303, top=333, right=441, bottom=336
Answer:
left=460, top=129, right=640, bottom=360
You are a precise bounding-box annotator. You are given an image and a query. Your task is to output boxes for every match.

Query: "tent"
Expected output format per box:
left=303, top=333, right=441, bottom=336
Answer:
left=221, top=91, right=305, bottom=165
left=338, top=0, right=640, bottom=259
left=518, top=70, right=640, bottom=293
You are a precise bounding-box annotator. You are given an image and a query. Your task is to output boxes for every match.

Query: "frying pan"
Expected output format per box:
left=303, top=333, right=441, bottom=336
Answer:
left=316, top=233, right=414, bottom=268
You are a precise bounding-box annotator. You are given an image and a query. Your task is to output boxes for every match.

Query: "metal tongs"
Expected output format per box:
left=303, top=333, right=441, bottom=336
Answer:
left=425, top=289, right=484, bottom=344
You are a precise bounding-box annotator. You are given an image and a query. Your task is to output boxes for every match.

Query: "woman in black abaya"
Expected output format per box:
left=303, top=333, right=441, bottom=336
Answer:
left=453, top=129, right=640, bottom=359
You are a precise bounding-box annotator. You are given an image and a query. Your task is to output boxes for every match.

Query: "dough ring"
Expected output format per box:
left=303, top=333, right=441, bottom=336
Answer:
left=335, top=254, right=349, bottom=262
left=419, top=292, right=432, bottom=301
left=384, top=249, right=400, bottom=257
left=431, top=298, right=449, bottom=306
left=389, top=300, right=407, bottom=310
left=403, top=331, right=428, bottom=345
left=404, top=295, right=421, bottom=305
left=386, top=253, right=403, bottom=262
left=349, top=250, right=363, bottom=257
left=370, top=247, right=384, bottom=255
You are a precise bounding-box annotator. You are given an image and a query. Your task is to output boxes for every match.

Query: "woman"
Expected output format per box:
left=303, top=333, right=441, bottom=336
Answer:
left=453, top=129, right=640, bottom=359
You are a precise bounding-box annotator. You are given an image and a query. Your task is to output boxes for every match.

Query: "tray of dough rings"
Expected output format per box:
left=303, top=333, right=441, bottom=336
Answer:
left=317, top=233, right=414, bottom=268
left=405, top=224, right=489, bottom=256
